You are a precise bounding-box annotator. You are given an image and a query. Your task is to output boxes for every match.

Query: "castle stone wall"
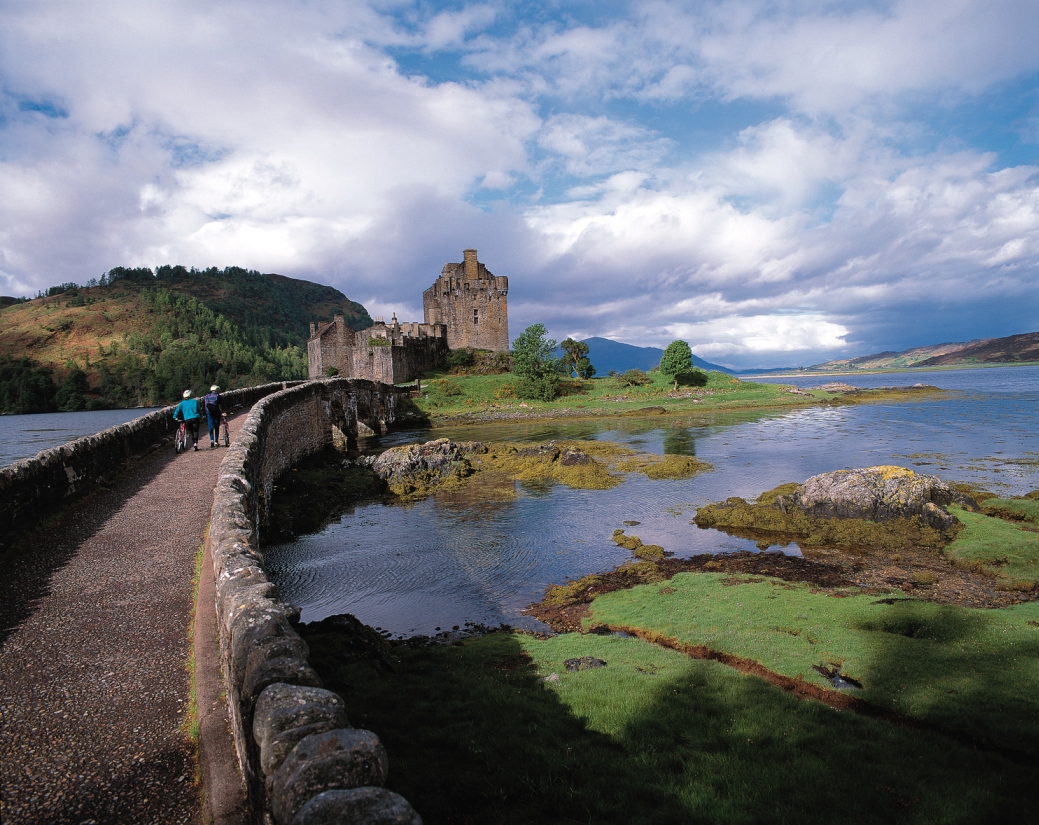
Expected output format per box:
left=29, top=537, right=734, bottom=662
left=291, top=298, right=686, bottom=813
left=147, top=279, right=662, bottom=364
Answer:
left=308, top=316, right=447, bottom=384
left=422, top=249, right=509, bottom=352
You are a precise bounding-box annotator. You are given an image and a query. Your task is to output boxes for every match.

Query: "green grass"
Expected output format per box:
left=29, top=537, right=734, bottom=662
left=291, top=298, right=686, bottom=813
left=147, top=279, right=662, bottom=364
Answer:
left=314, top=629, right=1037, bottom=824
left=184, top=541, right=205, bottom=745
left=980, top=497, right=1039, bottom=523
left=944, top=505, right=1039, bottom=588
left=588, top=572, right=1039, bottom=756
left=415, top=370, right=841, bottom=421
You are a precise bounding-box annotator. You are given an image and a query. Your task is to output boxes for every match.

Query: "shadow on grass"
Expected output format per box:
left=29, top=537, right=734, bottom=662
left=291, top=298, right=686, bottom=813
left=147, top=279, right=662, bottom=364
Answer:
left=853, top=599, right=1039, bottom=761
left=301, top=624, right=1037, bottom=825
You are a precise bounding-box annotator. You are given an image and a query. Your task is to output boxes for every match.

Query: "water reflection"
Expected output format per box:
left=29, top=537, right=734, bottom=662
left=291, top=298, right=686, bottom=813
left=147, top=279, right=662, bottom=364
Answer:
left=266, top=375, right=1039, bottom=637
left=662, top=427, right=697, bottom=456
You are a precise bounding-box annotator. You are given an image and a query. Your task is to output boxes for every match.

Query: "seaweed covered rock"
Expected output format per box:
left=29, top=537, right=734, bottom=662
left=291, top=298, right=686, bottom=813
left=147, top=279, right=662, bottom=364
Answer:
left=777, top=466, right=975, bottom=532
left=367, top=438, right=487, bottom=496
left=612, top=529, right=666, bottom=560
left=694, top=467, right=977, bottom=552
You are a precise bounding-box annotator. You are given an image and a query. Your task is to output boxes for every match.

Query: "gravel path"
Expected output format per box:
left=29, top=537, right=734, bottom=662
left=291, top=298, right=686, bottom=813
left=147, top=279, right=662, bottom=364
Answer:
left=1, top=418, right=245, bottom=825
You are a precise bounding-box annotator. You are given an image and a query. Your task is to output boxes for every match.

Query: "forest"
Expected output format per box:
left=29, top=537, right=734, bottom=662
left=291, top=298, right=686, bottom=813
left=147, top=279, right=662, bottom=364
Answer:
left=0, top=265, right=371, bottom=414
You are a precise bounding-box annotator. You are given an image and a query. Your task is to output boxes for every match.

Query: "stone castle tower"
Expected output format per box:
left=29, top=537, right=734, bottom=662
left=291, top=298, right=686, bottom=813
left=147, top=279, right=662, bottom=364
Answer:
left=422, top=249, right=509, bottom=352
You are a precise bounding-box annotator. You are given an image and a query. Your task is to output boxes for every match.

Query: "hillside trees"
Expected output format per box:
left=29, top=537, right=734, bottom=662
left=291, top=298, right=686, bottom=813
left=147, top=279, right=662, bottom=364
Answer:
left=54, top=364, right=90, bottom=411
left=0, top=359, right=56, bottom=414
left=1, top=263, right=370, bottom=412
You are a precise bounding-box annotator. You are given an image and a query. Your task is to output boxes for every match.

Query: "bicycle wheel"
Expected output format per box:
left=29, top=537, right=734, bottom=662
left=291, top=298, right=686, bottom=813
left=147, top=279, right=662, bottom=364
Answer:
left=175, top=427, right=185, bottom=453
left=222, top=422, right=230, bottom=447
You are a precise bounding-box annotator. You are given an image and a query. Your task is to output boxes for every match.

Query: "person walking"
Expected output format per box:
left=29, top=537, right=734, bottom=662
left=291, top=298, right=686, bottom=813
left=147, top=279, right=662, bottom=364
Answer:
left=173, top=389, right=202, bottom=451
left=203, top=384, right=222, bottom=448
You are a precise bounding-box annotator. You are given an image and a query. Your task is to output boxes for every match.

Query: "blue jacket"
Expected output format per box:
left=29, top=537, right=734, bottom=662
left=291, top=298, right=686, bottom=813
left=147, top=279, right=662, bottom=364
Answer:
left=173, top=398, right=201, bottom=421
left=203, top=391, right=221, bottom=417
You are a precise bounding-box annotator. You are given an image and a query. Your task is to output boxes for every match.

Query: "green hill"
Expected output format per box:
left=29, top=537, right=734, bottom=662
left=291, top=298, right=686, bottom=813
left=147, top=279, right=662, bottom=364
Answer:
left=808, top=331, right=1039, bottom=372
left=0, top=266, right=372, bottom=414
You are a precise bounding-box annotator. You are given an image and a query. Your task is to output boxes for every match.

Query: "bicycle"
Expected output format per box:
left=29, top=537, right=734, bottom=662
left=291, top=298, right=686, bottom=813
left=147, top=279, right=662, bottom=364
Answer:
left=174, top=420, right=192, bottom=453
left=220, top=413, right=230, bottom=447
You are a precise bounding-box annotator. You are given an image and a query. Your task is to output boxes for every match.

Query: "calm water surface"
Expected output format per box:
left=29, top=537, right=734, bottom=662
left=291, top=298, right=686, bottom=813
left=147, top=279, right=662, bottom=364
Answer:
left=266, top=365, right=1039, bottom=636
left=0, top=408, right=163, bottom=467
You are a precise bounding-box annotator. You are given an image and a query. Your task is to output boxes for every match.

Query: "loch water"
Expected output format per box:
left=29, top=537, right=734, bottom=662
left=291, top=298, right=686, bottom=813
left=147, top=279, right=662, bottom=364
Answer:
left=0, top=407, right=163, bottom=467
left=265, top=365, right=1039, bottom=637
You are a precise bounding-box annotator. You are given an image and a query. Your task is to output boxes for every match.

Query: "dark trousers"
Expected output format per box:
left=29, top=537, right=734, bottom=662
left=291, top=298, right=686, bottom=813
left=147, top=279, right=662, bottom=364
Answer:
left=207, top=411, right=220, bottom=442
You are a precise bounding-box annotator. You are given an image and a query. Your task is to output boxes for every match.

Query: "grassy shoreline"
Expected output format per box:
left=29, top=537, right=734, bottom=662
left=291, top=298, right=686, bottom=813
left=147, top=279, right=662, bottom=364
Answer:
left=290, top=381, right=1039, bottom=823
left=409, top=369, right=944, bottom=426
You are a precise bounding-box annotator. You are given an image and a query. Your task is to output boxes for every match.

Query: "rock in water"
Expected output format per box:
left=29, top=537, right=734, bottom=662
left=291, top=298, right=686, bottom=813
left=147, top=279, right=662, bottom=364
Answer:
left=368, top=438, right=487, bottom=495
left=559, top=446, right=592, bottom=466
left=778, top=465, right=973, bottom=532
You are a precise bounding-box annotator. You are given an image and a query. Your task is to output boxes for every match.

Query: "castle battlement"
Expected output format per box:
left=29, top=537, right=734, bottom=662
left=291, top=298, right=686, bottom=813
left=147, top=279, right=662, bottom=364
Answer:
left=308, top=249, right=508, bottom=384
left=423, top=249, right=509, bottom=353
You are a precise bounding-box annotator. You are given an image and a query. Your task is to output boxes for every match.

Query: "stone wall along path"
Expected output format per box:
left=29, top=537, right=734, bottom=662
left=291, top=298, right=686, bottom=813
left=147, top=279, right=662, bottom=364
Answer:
left=0, top=416, right=248, bottom=825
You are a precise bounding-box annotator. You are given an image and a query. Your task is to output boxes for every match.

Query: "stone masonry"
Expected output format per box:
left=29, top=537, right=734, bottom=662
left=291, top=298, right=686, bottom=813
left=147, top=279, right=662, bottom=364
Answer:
left=423, top=249, right=509, bottom=352
left=206, top=378, right=422, bottom=823
left=308, top=249, right=508, bottom=384
left=307, top=314, right=447, bottom=384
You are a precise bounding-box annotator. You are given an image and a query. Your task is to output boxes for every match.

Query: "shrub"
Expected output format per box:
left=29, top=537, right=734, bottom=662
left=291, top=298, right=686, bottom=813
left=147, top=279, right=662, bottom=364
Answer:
left=325, top=366, right=339, bottom=377
left=490, top=351, right=512, bottom=373
left=675, top=368, right=708, bottom=387
left=494, top=383, right=518, bottom=399
left=618, top=369, right=651, bottom=387
left=431, top=378, right=463, bottom=397
left=516, top=375, right=558, bottom=401
left=446, top=348, right=476, bottom=370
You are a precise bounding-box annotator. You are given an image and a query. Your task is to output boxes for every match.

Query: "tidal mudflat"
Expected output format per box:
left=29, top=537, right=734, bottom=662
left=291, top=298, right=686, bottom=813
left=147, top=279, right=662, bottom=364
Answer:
left=266, top=368, right=1039, bottom=635
left=267, top=367, right=1039, bottom=823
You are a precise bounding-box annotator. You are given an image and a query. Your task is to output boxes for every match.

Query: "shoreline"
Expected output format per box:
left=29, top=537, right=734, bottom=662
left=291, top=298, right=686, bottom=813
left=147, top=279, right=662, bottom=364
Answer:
left=421, top=383, right=945, bottom=429
left=742, top=360, right=1039, bottom=379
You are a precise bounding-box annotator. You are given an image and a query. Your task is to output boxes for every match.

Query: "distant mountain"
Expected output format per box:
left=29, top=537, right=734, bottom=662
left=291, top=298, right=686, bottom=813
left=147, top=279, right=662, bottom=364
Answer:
left=808, top=331, right=1039, bottom=371
left=576, top=337, right=735, bottom=375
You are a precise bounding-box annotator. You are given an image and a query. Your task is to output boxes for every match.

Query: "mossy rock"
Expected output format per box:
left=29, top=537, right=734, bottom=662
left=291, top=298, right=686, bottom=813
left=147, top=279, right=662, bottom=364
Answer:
left=542, top=574, right=605, bottom=607
left=694, top=496, right=949, bottom=551
left=615, top=453, right=712, bottom=480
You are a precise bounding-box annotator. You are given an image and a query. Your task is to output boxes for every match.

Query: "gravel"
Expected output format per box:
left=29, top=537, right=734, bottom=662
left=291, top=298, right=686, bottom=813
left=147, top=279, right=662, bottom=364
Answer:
left=1, top=426, right=243, bottom=824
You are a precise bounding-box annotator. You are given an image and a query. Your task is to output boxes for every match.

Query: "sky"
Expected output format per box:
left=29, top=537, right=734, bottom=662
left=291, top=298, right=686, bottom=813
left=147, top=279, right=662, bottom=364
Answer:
left=1, top=0, right=1037, bottom=369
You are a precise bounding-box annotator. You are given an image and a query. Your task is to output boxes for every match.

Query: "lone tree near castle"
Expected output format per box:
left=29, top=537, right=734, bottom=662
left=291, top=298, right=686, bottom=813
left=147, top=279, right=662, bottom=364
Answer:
left=659, top=340, right=693, bottom=389
left=512, top=323, right=561, bottom=400
left=561, top=338, right=595, bottom=379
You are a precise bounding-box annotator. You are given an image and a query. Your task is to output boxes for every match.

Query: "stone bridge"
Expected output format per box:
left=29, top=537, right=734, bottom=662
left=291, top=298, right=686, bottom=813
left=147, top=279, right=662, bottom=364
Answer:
left=0, top=378, right=422, bottom=824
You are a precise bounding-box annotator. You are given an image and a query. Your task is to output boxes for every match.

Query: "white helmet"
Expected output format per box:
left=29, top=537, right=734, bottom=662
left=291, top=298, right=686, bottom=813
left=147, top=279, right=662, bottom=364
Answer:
left=183, top=390, right=193, bottom=398
left=210, top=385, right=219, bottom=392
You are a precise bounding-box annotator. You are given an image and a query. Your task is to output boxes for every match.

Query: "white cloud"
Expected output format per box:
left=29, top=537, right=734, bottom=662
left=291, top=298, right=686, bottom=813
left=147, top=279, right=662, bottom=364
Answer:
left=1, top=0, right=1037, bottom=368
left=668, top=314, right=850, bottom=357
left=537, top=114, right=673, bottom=177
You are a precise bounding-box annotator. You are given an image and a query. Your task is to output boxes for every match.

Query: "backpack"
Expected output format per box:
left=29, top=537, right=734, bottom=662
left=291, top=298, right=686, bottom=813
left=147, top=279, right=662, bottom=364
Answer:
left=204, top=392, right=220, bottom=415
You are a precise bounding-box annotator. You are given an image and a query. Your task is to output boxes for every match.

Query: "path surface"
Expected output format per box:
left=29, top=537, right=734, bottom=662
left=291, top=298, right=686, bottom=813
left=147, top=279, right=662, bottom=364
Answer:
left=0, top=417, right=246, bottom=825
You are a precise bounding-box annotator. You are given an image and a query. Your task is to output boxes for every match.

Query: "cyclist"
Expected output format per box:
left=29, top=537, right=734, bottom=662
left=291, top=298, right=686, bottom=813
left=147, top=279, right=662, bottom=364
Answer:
left=203, top=384, right=223, bottom=448
left=173, top=389, right=201, bottom=452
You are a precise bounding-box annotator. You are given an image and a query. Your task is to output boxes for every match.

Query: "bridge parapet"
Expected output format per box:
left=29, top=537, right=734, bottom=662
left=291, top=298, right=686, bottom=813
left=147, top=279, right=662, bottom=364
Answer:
left=0, top=381, right=305, bottom=551
left=206, top=378, right=421, bottom=824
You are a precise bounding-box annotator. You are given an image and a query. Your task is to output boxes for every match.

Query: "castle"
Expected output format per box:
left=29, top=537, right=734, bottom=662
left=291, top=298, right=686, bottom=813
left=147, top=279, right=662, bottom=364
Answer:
left=307, top=249, right=509, bottom=383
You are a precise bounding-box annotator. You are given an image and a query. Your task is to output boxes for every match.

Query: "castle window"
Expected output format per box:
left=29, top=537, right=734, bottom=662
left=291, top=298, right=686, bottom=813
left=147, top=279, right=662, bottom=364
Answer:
left=473, top=308, right=479, bottom=325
